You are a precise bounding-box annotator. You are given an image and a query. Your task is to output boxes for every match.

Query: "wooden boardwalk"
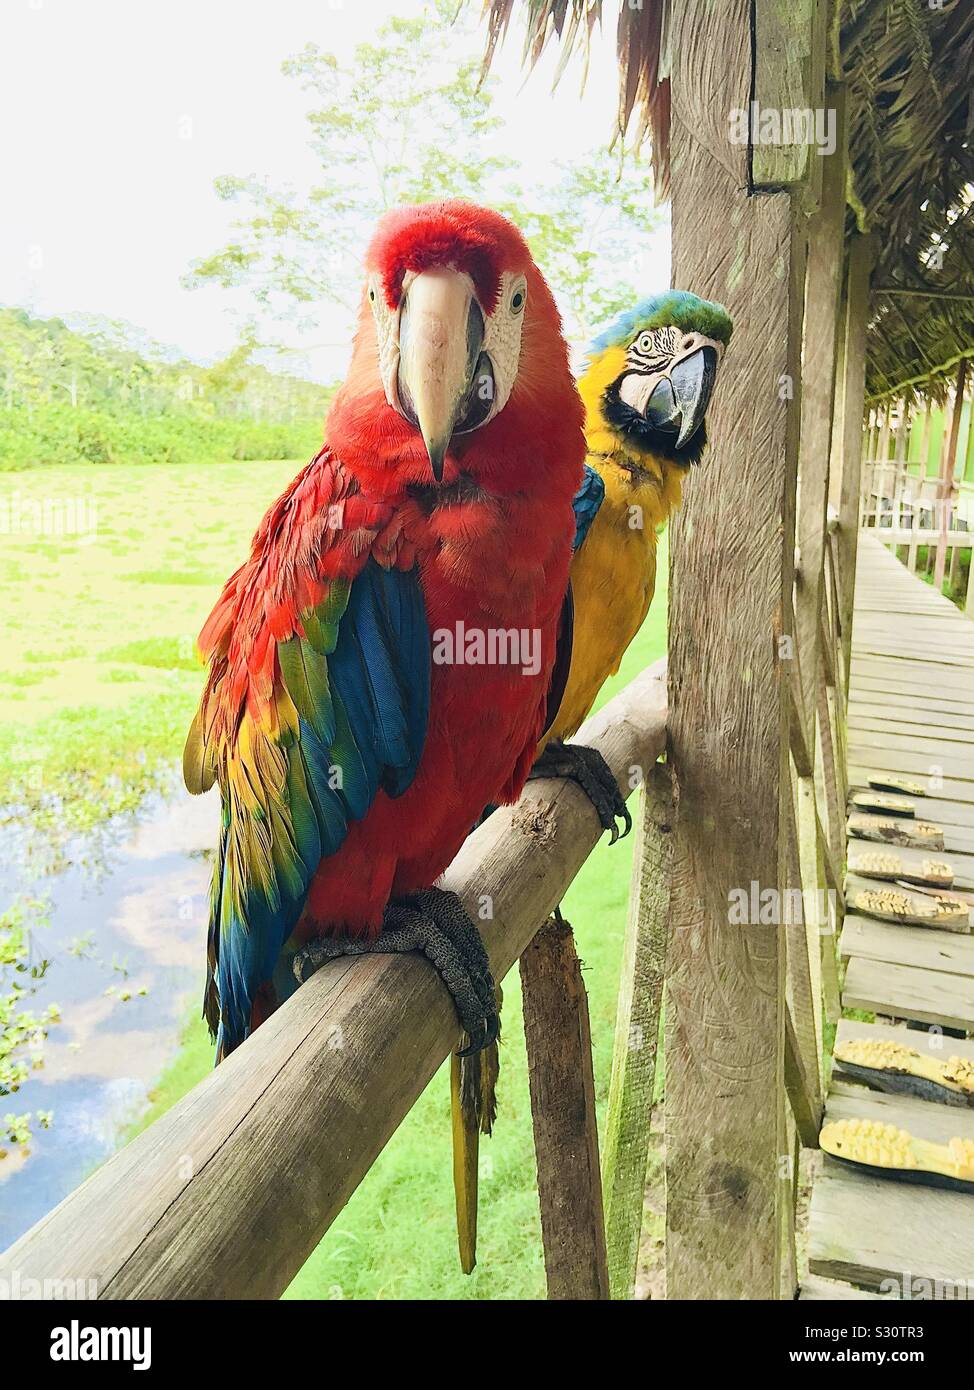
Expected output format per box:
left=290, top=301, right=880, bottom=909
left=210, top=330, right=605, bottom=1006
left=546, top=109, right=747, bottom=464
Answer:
left=806, top=534, right=974, bottom=1298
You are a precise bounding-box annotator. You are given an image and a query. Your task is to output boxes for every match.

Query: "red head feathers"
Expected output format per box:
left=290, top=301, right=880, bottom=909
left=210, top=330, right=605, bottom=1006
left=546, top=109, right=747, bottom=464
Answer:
left=368, top=200, right=528, bottom=315
left=327, top=199, right=583, bottom=498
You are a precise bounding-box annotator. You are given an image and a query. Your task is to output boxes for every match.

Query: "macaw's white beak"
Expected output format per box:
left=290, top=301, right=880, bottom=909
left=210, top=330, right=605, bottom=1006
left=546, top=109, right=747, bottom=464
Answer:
left=396, top=269, right=486, bottom=482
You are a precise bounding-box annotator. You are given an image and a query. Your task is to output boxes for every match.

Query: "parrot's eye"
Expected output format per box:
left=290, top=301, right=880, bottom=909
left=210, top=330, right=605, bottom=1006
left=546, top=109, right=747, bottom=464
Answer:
left=368, top=287, right=376, bottom=303
left=636, top=332, right=655, bottom=353
left=510, top=282, right=526, bottom=315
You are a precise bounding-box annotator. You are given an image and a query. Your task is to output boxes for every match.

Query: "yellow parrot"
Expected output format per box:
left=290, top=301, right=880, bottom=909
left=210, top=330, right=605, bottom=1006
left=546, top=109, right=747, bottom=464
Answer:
left=529, top=290, right=733, bottom=825
left=454, top=291, right=732, bottom=1273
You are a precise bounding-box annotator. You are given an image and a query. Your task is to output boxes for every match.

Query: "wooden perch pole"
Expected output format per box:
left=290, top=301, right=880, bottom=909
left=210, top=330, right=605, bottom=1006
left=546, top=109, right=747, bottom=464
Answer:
left=0, top=663, right=667, bottom=1300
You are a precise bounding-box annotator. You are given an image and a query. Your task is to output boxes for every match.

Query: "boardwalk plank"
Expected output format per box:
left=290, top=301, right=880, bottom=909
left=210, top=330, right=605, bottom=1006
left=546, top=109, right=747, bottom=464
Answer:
left=808, top=1083, right=974, bottom=1294
left=843, top=956, right=974, bottom=1031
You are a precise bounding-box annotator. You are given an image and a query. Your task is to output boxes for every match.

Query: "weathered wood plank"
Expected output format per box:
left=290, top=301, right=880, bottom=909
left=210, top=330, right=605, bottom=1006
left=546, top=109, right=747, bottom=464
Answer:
left=808, top=1084, right=974, bottom=1294
left=794, top=776, right=825, bottom=1085
left=784, top=1005, right=822, bottom=1147
left=0, top=665, right=667, bottom=1299
left=602, top=766, right=673, bottom=1302
left=839, top=913, right=974, bottom=978
left=847, top=840, right=956, bottom=887
left=800, top=1275, right=889, bottom=1301
left=848, top=747, right=974, bottom=795
left=851, top=709, right=974, bottom=742
left=849, top=791, right=974, bottom=831
left=845, top=874, right=971, bottom=931
left=751, top=0, right=818, bottom=189
left=520, top=916, right=609, bottom=1301
left=842, top=956, right=974, bottom=1031
left=847, top=812, right=947, bottom=852
left=794, top=83, right=848, bottom=740
left=834, top=1017, right=974, bottom=1066
left=851, top=660, right=974, bottom=695
left=850, top=730, right=974, bottom=773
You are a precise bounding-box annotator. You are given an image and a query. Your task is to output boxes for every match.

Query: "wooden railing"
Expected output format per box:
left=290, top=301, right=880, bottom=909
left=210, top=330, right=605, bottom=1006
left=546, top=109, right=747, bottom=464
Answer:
left=0, top=665, right=667, bottom=1301
left=861, top=459, right=974, bottom=614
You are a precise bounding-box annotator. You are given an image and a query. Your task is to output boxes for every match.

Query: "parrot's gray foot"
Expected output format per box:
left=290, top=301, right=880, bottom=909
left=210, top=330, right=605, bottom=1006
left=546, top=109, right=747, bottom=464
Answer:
left=528, top=739, right=632, bottom=844
left=292, top=887, right=499, bottom=1056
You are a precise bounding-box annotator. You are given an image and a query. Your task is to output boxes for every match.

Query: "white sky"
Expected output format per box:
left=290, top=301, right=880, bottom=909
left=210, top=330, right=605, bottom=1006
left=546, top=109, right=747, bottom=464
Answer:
left=0, top=0, right=670, bottom=381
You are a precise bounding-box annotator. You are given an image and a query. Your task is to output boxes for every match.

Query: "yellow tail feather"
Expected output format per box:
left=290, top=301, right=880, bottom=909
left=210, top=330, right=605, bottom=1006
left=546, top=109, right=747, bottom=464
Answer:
left=450, top=995, right=501, bottom=1274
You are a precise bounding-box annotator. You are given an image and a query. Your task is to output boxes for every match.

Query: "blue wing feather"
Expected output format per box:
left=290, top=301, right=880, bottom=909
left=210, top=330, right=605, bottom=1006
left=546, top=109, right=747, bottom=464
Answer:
left=211, top=558, right=430, bottom=1055
left=572, top=464, right=605, bottom=551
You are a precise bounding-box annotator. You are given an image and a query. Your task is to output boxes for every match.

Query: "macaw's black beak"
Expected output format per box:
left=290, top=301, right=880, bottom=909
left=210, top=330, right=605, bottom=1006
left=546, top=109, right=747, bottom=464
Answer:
left=645, top=345, right=719, bottom=449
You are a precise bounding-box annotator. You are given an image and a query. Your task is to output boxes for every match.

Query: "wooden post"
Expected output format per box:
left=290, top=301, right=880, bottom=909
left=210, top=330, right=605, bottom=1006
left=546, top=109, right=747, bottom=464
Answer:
left=907, top=407, right=927, bottom=572
left=948, top=385, right=970, bottom=591
left=874, top=402, right=892, bottom=519
left=664, top=0, right=812, bottom=1300
left=893, top=400, right=909, bottom=552
left=601, top=765, right=674, bottom=1301
left=520, top=916, right=610, bottom=1300
left=833, top=232, right=879, bottom=684
left=795, top=83, right=848, bottom=755
left=917, top=398, right=933, bottom=480
left=934, top=359, right=968, bottom=592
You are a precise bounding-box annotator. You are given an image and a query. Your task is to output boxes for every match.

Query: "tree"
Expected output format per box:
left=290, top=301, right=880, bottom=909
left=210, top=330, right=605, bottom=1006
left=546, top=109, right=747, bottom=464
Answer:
left=512, top=147, right=662, bottom=347
left=187, top=1, right=509, bottom=332
left=188, top=1, right=665, bottom=358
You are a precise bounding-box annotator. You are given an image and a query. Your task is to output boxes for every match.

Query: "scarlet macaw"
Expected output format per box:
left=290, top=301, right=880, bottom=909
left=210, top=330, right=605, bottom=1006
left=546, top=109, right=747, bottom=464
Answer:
left=184, top=202, right=586, bottom=1090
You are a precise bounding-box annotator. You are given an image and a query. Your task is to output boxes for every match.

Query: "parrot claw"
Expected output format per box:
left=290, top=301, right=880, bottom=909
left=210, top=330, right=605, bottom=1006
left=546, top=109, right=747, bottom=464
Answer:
left=292, top=887, right=500, bottom=1056
left=527, top=739, right=632, bottom=844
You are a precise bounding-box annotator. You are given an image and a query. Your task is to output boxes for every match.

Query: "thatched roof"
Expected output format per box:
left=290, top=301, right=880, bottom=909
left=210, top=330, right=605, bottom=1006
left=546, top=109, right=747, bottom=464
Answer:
left=480, top=0, right=974, bottom=402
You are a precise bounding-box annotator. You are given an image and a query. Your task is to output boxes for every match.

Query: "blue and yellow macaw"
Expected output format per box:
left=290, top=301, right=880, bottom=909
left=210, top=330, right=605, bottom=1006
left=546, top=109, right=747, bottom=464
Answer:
left=537, top=291, right=733, bottom=776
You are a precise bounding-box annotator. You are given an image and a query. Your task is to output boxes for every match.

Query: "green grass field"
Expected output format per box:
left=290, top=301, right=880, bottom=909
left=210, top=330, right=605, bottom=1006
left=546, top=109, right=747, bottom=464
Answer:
left=0, top=461, right=299, bottom=847
left=3, top=458, right=667, bottom=1300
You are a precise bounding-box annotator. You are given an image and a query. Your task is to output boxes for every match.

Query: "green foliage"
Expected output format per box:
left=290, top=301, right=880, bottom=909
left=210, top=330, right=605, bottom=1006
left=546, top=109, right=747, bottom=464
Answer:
left=0, top=309, right=331, bottom=470
left=187, top=2, right=659, bottom=349
left=0, top=897, right=59, bottom=1157
left=104, top=637, right=202, bottom=671
left=0, top=403, right=323, bottom=470
left=511, top=148, right=663, bottom=344
left=187, top=0, right=506, bottom=323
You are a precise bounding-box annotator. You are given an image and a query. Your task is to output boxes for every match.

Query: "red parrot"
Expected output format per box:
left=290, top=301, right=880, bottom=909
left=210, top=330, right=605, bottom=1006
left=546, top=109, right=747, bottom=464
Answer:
left=184, top=203, right=585, bottom=1099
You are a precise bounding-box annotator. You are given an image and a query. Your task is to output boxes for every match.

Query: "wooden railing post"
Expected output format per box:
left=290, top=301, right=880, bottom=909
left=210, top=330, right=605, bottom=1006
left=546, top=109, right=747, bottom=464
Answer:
left=520, top=917, right=609, bottom=1300
left=601, top=764, right=675, bottom=1300
left=833, top=232, right=879, bottom=682
left=936, top=359, right=968, bottom=592
left=795, top=82, right=848, bottom=740
left=663, top=0, right=814, bottom=1300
